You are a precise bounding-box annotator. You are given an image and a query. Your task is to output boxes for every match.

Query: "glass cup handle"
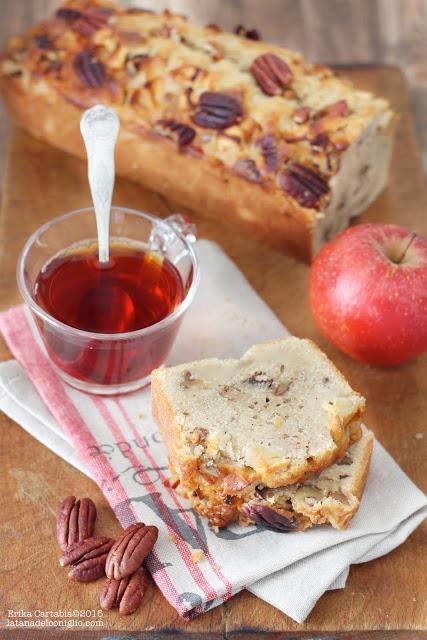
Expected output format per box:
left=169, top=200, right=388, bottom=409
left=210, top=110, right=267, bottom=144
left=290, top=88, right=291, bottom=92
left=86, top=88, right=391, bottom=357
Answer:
left=149, top=213, right=197, bottom=254
left=165, top=214, right=197, bottom=244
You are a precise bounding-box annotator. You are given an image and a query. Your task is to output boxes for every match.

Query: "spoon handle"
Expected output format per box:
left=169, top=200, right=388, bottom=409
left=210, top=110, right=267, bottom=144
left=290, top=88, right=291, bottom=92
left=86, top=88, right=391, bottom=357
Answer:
left=80, top=105, right=120, bottom=264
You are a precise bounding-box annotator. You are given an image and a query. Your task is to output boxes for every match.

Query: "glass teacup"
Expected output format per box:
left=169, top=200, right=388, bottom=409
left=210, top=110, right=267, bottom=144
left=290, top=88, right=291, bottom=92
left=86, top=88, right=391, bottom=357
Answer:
left=17, top=207, right=199, bottom=395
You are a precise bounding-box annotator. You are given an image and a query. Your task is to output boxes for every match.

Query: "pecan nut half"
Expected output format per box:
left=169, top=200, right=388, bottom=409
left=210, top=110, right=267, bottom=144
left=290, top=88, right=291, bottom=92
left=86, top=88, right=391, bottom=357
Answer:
left=292, top=106, right=312, bottom=124
left=56, top=495, right=97, bottom=551
left=193, top=92, right=243, bottom=129
left=279, top=162, right=329, bottom=209
left=250, top=53, right=293, bottom=96
left=234, top=25, right=261, bottom=41
left=242, top=503, right=298, bottom=532
left=155, top=120, right=196, bottom=148
left=73, top=6, right=113, bottom=37
left=56, top=7, right=81, bottom=21
left=73, top=51, right=105, bottom=88
left=106, top=523, right=158, bottom=580
left=325, top=99, right=349, bottom=117
left=33, top=36, right=51, bottom=50
left=59, top=536, right=114, bottom=582
left=100, top=566, right=148, bottom=615
left=310, top=132, right=330, bottom=150
left=256, top=135, right=278, bottom=172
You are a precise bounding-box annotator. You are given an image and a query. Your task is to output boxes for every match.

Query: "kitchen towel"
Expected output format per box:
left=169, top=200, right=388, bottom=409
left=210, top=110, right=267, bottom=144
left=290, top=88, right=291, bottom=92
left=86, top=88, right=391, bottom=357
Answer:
left=0, top=239, right=425, bottom=623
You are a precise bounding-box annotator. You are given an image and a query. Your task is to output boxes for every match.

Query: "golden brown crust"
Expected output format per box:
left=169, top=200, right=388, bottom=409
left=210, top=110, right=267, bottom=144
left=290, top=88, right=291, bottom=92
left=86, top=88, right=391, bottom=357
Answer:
left=312, top=429, right=373, bottom=530
left=151, top=368, right=185, bottom=478
left=323, top=429, right=373, bottom=530
left=0, top=0, right=394, bottom=260
left=350, top=429, right=374, bottom=503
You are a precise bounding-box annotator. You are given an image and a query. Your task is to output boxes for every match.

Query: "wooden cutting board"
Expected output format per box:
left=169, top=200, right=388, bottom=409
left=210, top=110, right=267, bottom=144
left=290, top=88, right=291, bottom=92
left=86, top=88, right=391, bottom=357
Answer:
left=0, top=66, right=426, bottom=639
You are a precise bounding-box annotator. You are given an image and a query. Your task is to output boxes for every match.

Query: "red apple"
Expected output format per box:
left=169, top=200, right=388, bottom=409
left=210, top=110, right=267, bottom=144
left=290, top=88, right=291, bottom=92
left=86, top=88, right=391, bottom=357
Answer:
left=309, top=223, right=427, bottom=366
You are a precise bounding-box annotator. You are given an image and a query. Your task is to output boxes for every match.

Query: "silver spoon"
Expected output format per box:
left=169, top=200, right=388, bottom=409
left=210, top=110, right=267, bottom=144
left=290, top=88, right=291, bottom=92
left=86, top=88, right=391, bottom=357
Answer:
left=80, top=105, right=120, bottom=264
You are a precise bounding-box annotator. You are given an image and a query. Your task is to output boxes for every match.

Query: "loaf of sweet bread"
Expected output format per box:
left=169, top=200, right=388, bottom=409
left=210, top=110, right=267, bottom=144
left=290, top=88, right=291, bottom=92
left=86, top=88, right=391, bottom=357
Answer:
left=0, top=0, right=395, bottom=260
left=151, top=337, right=367, bottom=529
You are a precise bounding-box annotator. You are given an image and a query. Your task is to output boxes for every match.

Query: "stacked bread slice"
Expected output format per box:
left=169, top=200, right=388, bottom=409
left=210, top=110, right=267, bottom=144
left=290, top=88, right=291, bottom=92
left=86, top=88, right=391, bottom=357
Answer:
left=152, top=337, right=372, bottom=531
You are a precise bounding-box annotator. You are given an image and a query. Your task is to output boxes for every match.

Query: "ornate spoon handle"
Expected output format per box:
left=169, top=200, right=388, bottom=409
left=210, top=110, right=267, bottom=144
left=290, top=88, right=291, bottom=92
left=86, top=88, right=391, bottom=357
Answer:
left=80, top=105, right=120, bottom=264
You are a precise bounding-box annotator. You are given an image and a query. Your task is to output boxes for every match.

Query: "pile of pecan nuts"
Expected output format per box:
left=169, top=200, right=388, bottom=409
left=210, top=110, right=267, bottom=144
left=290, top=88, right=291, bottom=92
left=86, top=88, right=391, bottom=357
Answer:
left=56, top=495, right=158, bottom=615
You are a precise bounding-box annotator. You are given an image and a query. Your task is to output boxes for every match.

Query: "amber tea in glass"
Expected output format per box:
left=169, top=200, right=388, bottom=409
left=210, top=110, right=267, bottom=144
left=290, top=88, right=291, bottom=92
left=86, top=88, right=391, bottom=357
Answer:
left=34, top=241, right=185, bottom=387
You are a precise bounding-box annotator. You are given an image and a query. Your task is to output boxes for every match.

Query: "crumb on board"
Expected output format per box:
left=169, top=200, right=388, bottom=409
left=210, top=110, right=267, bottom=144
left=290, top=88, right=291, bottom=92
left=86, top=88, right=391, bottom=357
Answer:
left=191, top=549, right=204, bottom=563
left=415, top=432, right=424, bottom=440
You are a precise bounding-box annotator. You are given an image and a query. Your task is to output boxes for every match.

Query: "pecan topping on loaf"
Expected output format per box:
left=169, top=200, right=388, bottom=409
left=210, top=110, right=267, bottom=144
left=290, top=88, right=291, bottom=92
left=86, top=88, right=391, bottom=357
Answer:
left=193, top=91, right=243, bottom=129
left=250, top=53, right=293, bottom=95
left=156, top=119, right=196, bottom=148
left=56, top=7, right=82, bottom=21
left=310, top=132, right=330, bottom=150
left=292, top=106, right=312, bottom=124
left=256, top=135, right=278, bottom=172
left=279, top=163, right=330, bottom=209
left=73, top=51, right=105, bottom=88
left=73, top=6, right=113, bottom=37
left=325, top=99, right=349, bottom=117
left=33, top=35, right=51, bottom=50
left=234, top=25, right=261, bottom=41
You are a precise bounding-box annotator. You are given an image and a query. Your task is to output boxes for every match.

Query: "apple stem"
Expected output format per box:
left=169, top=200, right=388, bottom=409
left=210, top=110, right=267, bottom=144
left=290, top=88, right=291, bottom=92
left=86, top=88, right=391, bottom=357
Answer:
left=395, top=231, right=417, bottom=264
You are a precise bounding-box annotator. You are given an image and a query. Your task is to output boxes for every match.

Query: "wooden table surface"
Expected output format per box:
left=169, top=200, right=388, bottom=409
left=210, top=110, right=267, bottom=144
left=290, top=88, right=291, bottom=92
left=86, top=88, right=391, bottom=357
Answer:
left=0, top=65, right=426, bottom=639
left=1, top=0, right=427, bottom=174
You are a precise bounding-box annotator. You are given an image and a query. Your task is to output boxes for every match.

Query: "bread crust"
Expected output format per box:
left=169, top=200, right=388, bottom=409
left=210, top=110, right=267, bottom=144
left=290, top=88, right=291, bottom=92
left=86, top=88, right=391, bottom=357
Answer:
left=350, top=429, right=374, bottom=503
left=337, top=430, right=373, bottom=528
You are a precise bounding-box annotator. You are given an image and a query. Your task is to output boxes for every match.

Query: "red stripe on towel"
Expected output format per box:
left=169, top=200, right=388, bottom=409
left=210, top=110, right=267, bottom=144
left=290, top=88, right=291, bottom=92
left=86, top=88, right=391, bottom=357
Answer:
left=0, top=306, right=190, bottom=617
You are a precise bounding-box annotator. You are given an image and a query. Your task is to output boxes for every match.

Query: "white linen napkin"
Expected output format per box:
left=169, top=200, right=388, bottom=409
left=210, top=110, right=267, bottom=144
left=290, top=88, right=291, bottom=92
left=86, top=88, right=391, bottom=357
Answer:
left=0, top=239, right=425, bottom=623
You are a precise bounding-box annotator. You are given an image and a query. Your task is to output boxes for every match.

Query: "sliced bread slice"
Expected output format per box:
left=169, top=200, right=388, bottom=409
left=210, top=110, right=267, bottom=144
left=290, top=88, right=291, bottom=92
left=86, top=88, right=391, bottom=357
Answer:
left=242, top=425, right=373, bottom=531
left=152, top=337, right=366, bottom=527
